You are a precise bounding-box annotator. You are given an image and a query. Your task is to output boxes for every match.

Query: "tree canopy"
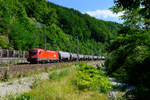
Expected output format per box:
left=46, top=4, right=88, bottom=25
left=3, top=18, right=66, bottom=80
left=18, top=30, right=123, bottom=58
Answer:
left=111, top=0, right=150, bottom=30
left=0, top=0, right=121, bottom=56
left=106, top=0, right=150, bottom=99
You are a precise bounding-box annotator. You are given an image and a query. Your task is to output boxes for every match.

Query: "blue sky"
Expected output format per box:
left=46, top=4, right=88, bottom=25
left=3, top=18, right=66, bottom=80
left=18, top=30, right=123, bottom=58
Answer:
left=48, top=0, right=123, bottom=23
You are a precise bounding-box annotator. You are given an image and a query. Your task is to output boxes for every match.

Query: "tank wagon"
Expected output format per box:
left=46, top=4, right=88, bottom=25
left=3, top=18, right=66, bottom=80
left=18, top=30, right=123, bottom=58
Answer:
left=58, top=51, right=71, bottom=61
left=0, top=49, right=28, bottom=64
left=27, top=48, right=105, bottom=63
left=70, top=53, right=78, bottom=61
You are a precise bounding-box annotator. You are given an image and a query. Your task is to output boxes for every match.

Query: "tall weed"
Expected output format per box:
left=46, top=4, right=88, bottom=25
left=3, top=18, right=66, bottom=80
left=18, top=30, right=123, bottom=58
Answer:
left=2, top=68, right=10, bottom=82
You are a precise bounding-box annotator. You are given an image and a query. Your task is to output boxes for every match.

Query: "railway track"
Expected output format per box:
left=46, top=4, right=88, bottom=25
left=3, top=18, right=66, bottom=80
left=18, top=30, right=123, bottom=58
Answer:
left=0, top=61, right=90, bottom=79
left=0, top=60, right=104, bottom=79
left=0, top=62, right=73, bottom=72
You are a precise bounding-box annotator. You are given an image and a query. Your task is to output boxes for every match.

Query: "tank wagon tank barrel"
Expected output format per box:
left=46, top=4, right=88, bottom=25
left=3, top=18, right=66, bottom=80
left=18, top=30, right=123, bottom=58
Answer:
left=0, top=49, right=28, bottom=65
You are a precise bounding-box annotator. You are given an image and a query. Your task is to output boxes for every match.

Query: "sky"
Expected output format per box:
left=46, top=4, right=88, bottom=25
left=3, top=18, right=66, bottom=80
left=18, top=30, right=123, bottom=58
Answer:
left=48, top=0, right=123, bottom=23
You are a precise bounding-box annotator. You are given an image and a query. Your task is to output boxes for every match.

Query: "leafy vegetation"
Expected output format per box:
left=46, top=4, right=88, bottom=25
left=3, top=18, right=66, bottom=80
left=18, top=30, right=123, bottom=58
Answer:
left=8, top=64, right=109, bottom=100
left=0, top=0, right=121, bottom=55
left=1, top=68, right=10, bottom=82
left=49, top=70, right=69, bottom=81
left=73, top=64, right=112, bottom=93
left=105, top=0, right=150, bottom=99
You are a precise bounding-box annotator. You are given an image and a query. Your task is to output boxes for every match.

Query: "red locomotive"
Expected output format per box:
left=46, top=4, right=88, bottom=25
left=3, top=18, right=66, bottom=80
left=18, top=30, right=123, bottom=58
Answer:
left=27, top=48, right=59, bottom=63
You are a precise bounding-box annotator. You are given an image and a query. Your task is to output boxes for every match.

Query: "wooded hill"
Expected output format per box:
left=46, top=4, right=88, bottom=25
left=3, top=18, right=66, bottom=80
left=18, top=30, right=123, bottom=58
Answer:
left=0, top=0, right=121, bottom=55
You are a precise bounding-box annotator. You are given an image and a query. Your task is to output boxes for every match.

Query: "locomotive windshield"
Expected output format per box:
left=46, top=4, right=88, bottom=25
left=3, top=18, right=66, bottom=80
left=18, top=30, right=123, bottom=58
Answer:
left=29, top=50, right=37, bottom=55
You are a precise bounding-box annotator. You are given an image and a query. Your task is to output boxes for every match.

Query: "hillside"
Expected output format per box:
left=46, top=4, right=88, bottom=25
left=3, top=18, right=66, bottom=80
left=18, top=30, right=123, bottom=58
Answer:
left=0, top=0, right=121, bottom=55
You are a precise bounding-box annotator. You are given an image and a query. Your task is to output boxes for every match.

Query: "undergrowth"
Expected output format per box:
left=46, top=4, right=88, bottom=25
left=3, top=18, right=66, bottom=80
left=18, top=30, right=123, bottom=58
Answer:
left=73, top=63, right=112, bottom=93
left=6, top=63, right=110, bottom=100
left=49, top=70, right=69, bottom=81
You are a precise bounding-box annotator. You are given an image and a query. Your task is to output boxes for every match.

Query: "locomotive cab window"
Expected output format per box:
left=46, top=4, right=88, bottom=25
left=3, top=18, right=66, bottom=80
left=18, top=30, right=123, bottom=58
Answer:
left=29, top=50, right=37, bottom=55
left=39, top=51, right=41, bottom=54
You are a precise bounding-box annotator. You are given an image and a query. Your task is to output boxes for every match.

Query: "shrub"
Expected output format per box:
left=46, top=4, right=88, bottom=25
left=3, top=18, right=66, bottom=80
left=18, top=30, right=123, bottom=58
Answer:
left=73, top=64, right=112, bottom=93
left=49, top=70, right=69, bottom=81
left=16, top=93, right=32, bottom=100
left=59, top=70, right=69, bottom=77
left=49, top=72, right=60, bottom=80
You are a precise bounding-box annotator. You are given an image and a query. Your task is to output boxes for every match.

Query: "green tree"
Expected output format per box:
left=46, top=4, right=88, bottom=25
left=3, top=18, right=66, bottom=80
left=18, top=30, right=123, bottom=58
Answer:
left=0, top=0, right=121, bottom=55
left=106, top=0, right=150, bottom=99
left=111, top=0, right=150, bottom=30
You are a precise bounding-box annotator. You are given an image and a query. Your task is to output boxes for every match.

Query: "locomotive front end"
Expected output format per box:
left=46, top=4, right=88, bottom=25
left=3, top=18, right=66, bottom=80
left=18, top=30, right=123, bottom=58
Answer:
left=27, top=49, right=39, bottom=63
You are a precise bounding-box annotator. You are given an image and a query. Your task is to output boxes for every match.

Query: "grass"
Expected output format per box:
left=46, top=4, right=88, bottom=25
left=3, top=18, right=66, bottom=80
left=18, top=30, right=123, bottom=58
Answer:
left=0, top=61, right=100, bottom=82
left=11, top=67, right=108, bottom=100
left=0, top=63, right=74, bottom=82
left=1, top=68, right=10, bottom=82
left=49, top=70, right=69, bottom=81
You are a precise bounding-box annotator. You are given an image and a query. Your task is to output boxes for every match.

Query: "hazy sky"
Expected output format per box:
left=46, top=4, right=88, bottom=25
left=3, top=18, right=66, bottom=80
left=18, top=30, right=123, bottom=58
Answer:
left=48, top=0, right=123, bottom=23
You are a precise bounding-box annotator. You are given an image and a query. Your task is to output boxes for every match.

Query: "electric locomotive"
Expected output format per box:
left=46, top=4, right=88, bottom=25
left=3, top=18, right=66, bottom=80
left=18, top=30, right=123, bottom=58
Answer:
left=27, top=48, right=59, bottom=63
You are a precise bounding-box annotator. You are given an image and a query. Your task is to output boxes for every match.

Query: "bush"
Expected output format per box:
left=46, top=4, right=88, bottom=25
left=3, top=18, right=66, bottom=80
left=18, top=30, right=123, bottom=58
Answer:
left=59, top=70, right=69, bottom=77
left=73, top=64, right=112, bottom=93
left=49, top=72, right=60, bottom=80
left=49, top=70, right=69, bottom=80
left=16, top=93, right=32, bottom=100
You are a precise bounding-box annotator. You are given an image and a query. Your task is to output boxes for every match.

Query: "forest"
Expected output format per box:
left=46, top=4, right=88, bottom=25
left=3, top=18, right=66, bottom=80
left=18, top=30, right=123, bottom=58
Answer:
left=105, top=0, right=150, bottom=99
left=0, top=0, right=121, bottom=56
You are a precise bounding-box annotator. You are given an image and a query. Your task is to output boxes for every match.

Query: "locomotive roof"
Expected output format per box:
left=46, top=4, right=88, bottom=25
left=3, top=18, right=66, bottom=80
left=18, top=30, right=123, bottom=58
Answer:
left=30, top=48, right=56, bottom=52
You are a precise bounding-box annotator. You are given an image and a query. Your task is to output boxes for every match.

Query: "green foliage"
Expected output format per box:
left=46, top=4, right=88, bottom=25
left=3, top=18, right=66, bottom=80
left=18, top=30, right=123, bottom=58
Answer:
left=125, top=87, right=150, bottom=100
left=31, top=76, right=39, bottom=89
left=0, top=35, right=9, bottom=48
left=49, top=72, right=60, bottom=80
left=11, top=67, right=108, bottom=100
left=112, top=0, right=150, bottom=30
left=0, top=0, right=121, bottom=55
left=17, top=73, right=23, bottom=78
left=49, top=70, right=69, bottom=80
left=1, top=68, right=10, bottom=82
left=107, top=0, right=150, bottom=99
left=105, top=28, right=150, bottom=99
left=73, top=64, right=112, bottom=93
left=16, top=93, right=32, bottom=100
left=59, top=70, right=69, bottom=77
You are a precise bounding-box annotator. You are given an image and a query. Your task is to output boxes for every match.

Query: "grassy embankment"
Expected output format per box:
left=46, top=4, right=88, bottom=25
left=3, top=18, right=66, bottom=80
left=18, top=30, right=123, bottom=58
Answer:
left=8, top=63, right=112, bottom=100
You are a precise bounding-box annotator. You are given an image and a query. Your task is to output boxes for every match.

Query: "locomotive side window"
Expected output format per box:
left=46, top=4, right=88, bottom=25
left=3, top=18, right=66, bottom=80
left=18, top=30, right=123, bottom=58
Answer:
left=39, top=51, right=41, bottom=54
left=29, top=50, right=37, bottom=55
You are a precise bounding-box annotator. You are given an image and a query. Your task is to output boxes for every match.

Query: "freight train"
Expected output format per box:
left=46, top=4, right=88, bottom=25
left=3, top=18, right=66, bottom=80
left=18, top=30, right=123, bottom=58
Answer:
left=27, top=48, right=105, bottom=63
